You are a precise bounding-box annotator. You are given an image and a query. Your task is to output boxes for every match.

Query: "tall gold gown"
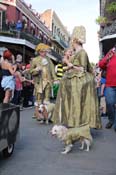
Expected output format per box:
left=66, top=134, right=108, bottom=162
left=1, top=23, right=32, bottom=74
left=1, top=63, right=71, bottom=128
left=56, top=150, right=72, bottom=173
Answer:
left=52, top=49, right=102, bottom=129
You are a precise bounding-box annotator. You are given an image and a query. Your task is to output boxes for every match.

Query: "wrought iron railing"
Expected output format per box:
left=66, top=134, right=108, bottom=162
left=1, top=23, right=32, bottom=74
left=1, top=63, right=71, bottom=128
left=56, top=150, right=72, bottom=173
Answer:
left=99, top=19, right=116, bottom=38
left=0, top=27, right=63, bottom=62
left=50, top=49, right=62, bottom=61
left=0, top=27, right=42, bottom=45
left=53, top=35, right=68, bottom=49
left=20, top=32, right=41, bottom=45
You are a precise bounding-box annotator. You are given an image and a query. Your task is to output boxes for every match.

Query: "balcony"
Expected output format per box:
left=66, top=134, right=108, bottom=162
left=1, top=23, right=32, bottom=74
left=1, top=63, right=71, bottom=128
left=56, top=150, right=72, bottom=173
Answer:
left=0, top=27, right=63, bottom=62
left=20, top=32, right=41, bottom=45
left=0, top=27, right=41, bottom=46
left=60, top=39, right=69, bottom=48
left=52, top=35, right=68, bottom=49
left=99, top=19, right=116, bottom=38
left=50, top=49, right=62, bottom=61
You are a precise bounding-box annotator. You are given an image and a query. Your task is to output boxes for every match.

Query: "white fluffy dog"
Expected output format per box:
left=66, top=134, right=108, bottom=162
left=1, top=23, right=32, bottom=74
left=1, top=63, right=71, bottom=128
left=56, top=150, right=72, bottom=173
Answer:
left=50, top=124, right=93, bottom=154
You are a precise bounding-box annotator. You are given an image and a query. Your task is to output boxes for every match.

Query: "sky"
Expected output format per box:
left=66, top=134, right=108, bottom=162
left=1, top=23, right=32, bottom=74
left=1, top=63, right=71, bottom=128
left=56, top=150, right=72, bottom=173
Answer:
left=26, top=0, right=100, bottom=63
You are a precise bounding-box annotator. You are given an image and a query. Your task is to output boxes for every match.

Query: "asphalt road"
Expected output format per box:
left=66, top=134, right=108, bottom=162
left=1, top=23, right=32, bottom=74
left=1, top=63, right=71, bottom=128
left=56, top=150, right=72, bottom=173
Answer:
left=0, top=108, right=116, bottom=175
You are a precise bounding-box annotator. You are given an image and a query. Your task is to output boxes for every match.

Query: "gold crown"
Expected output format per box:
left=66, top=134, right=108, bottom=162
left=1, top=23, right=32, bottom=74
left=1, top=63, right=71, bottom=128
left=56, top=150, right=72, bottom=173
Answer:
left=35, top=43, right=50, bottom=52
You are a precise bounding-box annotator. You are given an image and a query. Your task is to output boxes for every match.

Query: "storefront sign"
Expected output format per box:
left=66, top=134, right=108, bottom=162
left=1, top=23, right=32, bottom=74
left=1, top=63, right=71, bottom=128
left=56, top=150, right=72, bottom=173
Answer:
left=0, top=0, right=16, bottom=6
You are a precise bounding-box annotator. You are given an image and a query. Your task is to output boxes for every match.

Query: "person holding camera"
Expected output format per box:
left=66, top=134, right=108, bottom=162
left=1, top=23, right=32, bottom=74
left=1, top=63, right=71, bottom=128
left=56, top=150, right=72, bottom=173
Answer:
left=99, top=45, right=116, bottom=131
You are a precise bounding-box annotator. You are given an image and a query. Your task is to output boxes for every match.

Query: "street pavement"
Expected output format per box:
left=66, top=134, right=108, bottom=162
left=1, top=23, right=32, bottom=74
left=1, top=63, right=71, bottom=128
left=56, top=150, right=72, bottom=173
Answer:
left=0, top=108, right=116, bottom=175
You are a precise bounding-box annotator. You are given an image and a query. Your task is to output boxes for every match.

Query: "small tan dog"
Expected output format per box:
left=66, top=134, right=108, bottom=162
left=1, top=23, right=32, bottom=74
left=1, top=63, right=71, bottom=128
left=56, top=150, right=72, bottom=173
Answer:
left=38, top=103, right=55, bottom=124
left=51, top=124, right=93, bottom=154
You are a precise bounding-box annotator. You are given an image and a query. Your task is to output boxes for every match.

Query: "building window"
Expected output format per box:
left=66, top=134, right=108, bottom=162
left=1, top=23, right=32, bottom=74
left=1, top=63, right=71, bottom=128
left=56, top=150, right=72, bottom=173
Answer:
left=52, top=22, right=54, bottom=34
left=54, top=26, right=56, bottom=35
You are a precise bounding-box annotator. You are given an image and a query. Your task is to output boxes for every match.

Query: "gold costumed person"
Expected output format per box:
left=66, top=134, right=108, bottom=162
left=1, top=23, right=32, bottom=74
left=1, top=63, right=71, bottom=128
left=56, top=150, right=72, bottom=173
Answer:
left=30, top=43, right=57, bottom=120
left=52, top=26, right=102, bottom=129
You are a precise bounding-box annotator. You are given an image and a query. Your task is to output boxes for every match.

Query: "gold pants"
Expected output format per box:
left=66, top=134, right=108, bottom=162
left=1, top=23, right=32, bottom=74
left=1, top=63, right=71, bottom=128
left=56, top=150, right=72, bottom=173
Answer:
left=35, top=83, right=51, bottom=105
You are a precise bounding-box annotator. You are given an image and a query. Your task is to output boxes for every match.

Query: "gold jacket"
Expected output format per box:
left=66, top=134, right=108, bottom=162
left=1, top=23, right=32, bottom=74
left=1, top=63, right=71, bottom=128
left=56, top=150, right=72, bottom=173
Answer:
left=63, top=124, right=92, bottom=145
left=30, top=56, right=57, bottom=93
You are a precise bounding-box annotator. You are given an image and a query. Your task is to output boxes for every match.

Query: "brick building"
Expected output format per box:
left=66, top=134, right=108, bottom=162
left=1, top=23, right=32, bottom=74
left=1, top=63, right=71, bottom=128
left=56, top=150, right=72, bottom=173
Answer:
left=0, top=0, right=69, bottom=62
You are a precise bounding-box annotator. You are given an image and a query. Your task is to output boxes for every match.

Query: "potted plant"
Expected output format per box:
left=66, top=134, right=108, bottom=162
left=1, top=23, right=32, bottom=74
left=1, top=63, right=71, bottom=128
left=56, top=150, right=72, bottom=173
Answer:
left=106, top=2, right=116, bottom=13
left=95, top=16, right=108, bottom=27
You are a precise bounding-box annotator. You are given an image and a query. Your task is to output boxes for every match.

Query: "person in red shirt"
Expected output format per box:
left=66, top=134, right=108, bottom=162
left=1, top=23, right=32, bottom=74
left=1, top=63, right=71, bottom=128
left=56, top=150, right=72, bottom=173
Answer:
left=99, top=45, right=116, bottom=131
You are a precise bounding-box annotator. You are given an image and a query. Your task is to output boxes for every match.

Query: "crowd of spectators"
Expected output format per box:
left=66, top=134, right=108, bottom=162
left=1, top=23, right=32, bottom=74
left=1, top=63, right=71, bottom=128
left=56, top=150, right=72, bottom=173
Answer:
left=0, top=51, right=34, bottom=109
left=2, top=19, right=36, bottom=38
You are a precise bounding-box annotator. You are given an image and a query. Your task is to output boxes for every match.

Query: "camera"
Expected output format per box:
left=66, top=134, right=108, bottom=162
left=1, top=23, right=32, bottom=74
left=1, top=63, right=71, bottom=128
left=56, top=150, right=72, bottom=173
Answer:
left=112, top=47, right=116, bottom=52
left=112, top=44, right=116, bottom=52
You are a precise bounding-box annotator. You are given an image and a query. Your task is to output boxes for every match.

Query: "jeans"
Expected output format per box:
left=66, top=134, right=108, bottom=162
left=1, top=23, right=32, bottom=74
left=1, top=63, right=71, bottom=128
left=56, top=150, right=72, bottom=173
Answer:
left=105, top=87, right=116, bottom=128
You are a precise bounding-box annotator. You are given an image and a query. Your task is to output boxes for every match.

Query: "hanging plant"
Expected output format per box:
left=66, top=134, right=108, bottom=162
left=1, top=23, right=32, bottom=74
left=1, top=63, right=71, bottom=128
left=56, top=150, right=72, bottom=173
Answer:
left=106, top=2, right=116, bottom=13
left=95, top=16, right=108, bottom=26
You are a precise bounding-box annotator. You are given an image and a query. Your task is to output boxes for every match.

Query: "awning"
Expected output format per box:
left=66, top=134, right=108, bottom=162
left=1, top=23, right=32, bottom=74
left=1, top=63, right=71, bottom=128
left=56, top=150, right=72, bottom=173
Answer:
left=0, top=36, right=35, bottom=49
left=100, top=34, right=116, bottom=42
